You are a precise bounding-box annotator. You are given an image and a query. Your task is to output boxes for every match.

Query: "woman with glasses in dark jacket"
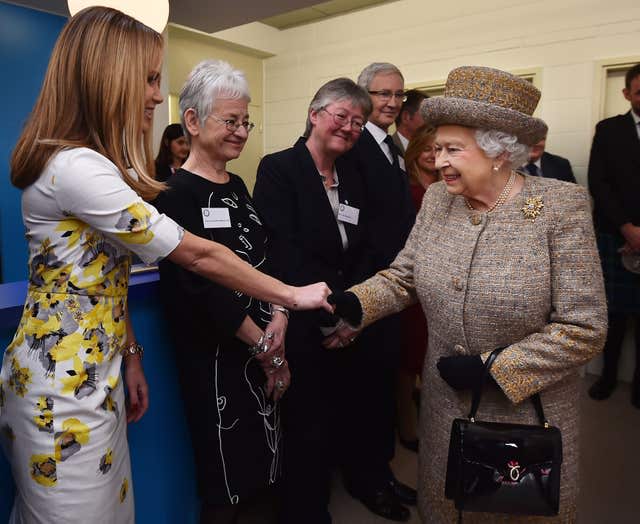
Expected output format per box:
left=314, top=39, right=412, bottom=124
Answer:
left=253, top=78, right=374, bottom=524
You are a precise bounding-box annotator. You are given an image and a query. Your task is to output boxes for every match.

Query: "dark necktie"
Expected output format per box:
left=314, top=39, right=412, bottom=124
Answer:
left=383, top=135, right=400, bottom=170
left=525, top=162, right=540, bottom=177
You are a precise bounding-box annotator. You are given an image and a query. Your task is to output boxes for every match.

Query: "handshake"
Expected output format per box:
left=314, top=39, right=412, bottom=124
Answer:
left=321, top=291, right=363, bottom=349
left=325, top=290, right=489, bottom=392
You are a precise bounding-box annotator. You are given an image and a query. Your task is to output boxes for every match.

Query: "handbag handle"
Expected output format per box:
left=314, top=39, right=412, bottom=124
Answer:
left=467, top=347, right=550, bottom=428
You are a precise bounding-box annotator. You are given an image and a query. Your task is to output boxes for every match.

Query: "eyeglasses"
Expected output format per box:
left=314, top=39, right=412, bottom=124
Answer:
left=208, top=114, right=256, bottom=133
left=368, top=90, right=408, bottom=103
left=321, top=108, right=365, bottom=132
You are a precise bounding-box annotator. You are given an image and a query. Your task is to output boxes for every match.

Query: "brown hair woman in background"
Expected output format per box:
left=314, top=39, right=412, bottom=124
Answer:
left=395, top=124, right=439, bottom=451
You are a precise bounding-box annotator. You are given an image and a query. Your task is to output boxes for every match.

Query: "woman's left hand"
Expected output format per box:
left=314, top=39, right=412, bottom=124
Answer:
left=436, top=355, right=485, bottom=391
left=322, top=319, right=361, bottom=349
left=265, top=360, right=290, bottom=401
left=124, top=356, right=149, bottom=423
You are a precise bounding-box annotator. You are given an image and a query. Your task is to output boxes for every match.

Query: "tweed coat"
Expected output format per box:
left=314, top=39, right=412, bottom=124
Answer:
left=350, top=176, right=607, bottom=523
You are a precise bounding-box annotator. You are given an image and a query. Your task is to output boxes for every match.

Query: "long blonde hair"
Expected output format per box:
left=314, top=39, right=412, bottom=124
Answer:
left=10, top=6, right=165, bottom=200
left=404, top=125, right=437, bottom=186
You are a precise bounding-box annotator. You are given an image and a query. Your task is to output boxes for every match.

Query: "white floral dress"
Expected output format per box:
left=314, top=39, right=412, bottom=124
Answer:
left=0, top=148, right=183, bottom=523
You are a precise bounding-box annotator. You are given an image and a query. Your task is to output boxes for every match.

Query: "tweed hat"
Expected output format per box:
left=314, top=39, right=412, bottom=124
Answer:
left=420, top=66, right=547, bottom=145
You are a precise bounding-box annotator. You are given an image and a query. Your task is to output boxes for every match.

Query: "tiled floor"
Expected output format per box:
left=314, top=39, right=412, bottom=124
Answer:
left=328, top=375, right=639, bottom=524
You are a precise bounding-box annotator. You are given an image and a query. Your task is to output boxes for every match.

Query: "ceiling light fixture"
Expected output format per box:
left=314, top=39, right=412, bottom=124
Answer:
left=67, top=0, right=169, bottom=33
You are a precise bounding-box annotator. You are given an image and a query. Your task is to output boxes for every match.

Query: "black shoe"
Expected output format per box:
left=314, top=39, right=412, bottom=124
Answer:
left=351, top=486, right=410, bottom=522
left=389, top=477, right=417, bottom=506
left=588, top=377, right=617, bottom=400
left=398, top=437, right=418, bottom=453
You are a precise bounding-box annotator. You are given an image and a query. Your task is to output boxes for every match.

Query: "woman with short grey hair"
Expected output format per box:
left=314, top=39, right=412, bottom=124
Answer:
left=253, top=77, right=374, bottom=523
left=329, top=66, right=606, bottom=522
left=155, top=59, right=289, bottom=524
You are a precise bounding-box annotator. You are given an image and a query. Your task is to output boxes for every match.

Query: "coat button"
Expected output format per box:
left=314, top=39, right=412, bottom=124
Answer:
left=454, top=344, right=465, bottom=354
left=452, top=277, right=464, bottom=291
left=470, top=215, right=482, bottom=226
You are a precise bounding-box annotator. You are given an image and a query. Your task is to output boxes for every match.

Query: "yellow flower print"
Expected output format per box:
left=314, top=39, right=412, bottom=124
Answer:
left=5, top=328, right=25, bottom=355
left=101, top=376, right=119, bottom=417
left=34, top=411, right=54, bottom=433
left=55, top=218, right=88, bottom=248
left=119, top=478, right=129, bottom=503
left=8, top=357, right=32, bottom=397
left=82, top=251, right=110, bottom=281
left=99, top=448, right=113, bottom=475
left=115, top=203, right=154, bottom=245
left=59, top=356, right=97, bottom=399
left=82, top=302, right=112, bottom=331
left=34, top=396, right=54, bottom=433
left=83, top=331, right=105, bottom=365
left=30, top=314, right=61, bottom=340
left=30, top=454, right=57, bottom=487
left=54, top=418, right=90, bottom=461
left=49, top=332, right=84, bottom=364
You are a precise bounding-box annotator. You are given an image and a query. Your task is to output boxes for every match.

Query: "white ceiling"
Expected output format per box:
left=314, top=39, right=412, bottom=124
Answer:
left=6, top=0, right=323, bottom=32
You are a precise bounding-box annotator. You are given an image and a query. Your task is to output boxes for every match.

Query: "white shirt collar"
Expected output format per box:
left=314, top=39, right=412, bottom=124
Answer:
left=365, top=121, right=389, bottom=145
left=397, top=131, right=410, bottom=151
left=631, top=110, right=640, bottom=126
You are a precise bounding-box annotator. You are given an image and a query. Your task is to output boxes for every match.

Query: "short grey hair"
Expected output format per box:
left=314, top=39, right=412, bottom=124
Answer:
left=179, top=59, right=251, bottom=138
left=474, top=129, right=530, bottom=168
left=304, top=78, right=372, bottom=137
left=357, top=62, right=404, bottom=90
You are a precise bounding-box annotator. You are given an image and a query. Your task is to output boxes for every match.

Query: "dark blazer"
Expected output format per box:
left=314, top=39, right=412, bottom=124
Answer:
left=588, top=111, right=640, bottom=233
left=346, top=127, right=415, bottom=273
left=253, top=137, right=371, bottom=354
left=540, top=151, right=576, bottom=183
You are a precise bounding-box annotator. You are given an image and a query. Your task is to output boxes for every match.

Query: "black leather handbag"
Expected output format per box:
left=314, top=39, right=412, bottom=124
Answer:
left=444, top=347, right=562, bottom=516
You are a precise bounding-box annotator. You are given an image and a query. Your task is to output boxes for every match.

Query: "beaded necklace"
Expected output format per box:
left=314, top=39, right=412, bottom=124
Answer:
left=464, top=171, right=517, bottom=213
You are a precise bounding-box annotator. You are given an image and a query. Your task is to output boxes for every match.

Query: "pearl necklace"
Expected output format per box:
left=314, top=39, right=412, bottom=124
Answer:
left=464, top=171, right=517, bottom=213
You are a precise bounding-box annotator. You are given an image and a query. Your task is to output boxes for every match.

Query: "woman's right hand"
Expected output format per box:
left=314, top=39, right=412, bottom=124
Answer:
left=290, top=282, right=332, bottom=312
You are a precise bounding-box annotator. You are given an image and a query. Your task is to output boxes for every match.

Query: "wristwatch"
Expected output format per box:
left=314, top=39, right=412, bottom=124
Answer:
left=121, top=342, right=144, bottom=360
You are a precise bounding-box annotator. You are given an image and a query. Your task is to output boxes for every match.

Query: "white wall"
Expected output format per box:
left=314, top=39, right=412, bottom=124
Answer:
left=258, top=0, right=640, bottom=186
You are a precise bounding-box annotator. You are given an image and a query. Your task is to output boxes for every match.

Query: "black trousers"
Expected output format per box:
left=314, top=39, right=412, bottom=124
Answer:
left=600, top=313, right=640, bottom=381
left=277, top=316, right=400, bottom=524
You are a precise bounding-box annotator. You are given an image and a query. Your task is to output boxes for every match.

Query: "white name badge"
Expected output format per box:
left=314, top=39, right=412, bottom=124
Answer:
left=338, top=203, right=359, bottom=225
left=202, top=207, right=231, bottom=229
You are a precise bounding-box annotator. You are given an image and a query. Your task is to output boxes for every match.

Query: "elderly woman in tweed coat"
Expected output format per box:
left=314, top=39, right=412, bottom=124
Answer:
left=326, top=66, right=607, bottom=523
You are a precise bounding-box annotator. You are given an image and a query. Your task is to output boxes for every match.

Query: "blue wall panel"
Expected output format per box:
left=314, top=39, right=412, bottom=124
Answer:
left=0, top=2, right=66, bottom=283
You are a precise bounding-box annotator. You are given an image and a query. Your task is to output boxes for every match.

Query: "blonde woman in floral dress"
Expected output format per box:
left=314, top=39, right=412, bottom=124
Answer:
left=0, top=7, right=329, bottom=523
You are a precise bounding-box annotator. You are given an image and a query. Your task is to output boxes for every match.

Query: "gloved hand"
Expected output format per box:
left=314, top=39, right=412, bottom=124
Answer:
left=436, top=355, right=486, bottom=391
left=327, top=291, right=363, bottom=327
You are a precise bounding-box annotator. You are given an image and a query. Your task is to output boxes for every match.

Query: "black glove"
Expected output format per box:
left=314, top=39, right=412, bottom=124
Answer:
left=436, top=355, right=486, bottom=391
left=327, top=291, right=363, bottom=326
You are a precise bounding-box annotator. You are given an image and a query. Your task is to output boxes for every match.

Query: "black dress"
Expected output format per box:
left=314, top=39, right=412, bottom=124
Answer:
left=154, top=169, right=281, bottom=506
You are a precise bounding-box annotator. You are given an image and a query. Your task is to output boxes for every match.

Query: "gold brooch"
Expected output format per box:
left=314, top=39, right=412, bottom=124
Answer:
left=521, top=196, right=544, bottom=221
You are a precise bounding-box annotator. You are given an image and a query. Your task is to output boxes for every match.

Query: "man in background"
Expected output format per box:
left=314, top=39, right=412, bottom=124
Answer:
left=339, top=62, right=416, bottom=522
left=392, top=89, right=427, bottom=156
left=587, top=62, right=640, bottom=408
left=523, top=134, right=576, bottom=183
